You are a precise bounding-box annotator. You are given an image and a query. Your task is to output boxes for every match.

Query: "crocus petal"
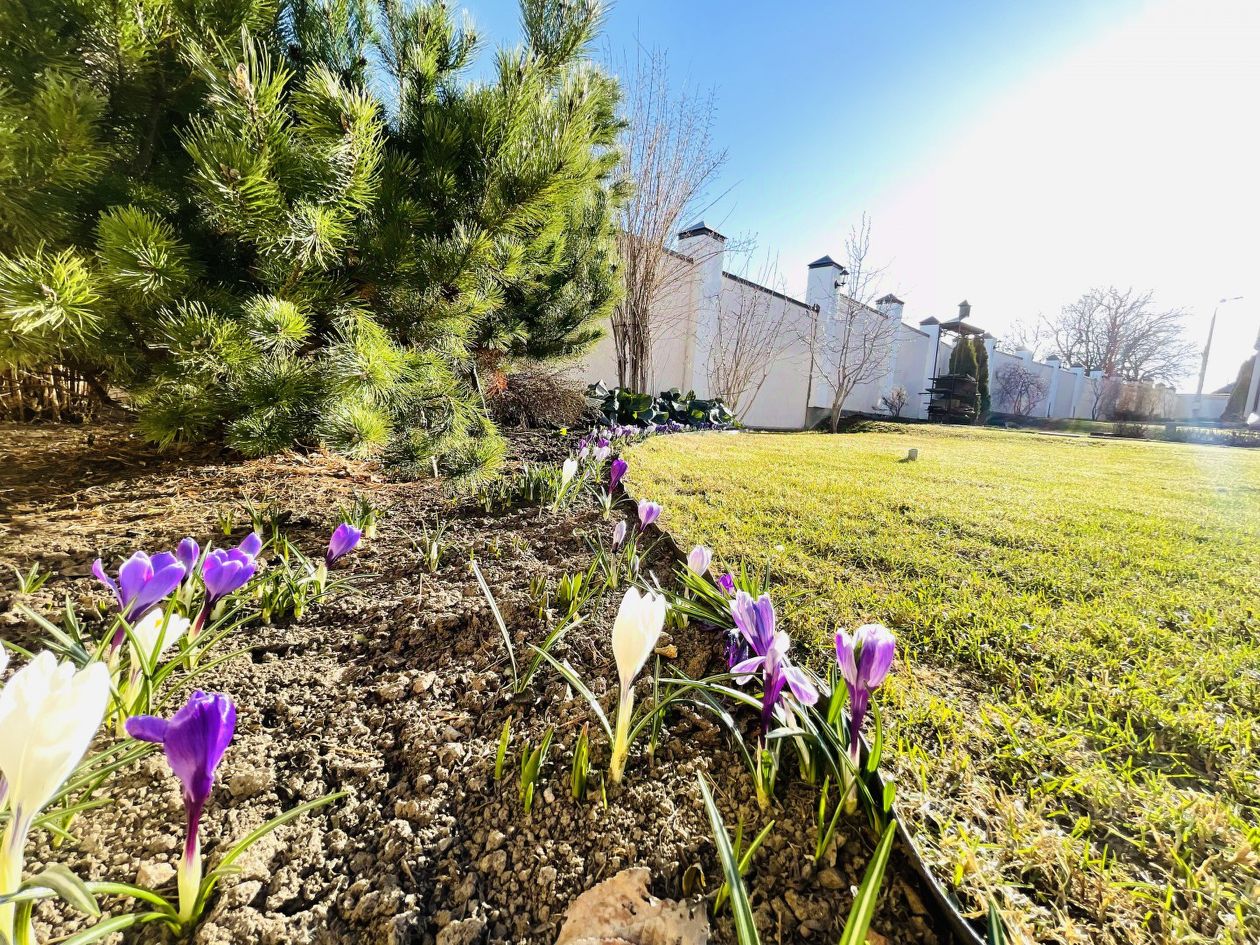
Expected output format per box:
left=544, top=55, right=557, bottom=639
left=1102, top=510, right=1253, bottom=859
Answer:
left=561, top=457, right=579, bottom=486
left=0, top=654, right=110, bottom=817
left=125, top=715, right=170, bottom=743
left=92, top=559, right=121, bottom=608
left=237, top=533, right=263, bottom=558
left=609, top=458, right=628, bottom=492
left=854, top=624, right=896, bottom=690
left=611, top=520, right=627, bottom=549
left=117, top=552, right=155, bottom=608
left=730, top=654, right=766, bottom=685
left=783, top=664, right=819, bottom=706
left=835, top=629, right=858, bottom=688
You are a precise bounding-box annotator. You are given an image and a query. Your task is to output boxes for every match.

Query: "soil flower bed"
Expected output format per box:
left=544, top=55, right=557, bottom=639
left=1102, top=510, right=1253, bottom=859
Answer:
left=0, top=421, right=947, bottom=944
left=627, top=424, right=1260, bottom=945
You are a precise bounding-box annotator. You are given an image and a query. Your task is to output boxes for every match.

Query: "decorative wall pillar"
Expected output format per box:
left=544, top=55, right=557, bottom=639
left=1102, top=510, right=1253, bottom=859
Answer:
left=675, top=222, right=726, bottom=395
left=802, top=255, right=846, bottom=425
left=1069, top=366, right=1086, bottom=419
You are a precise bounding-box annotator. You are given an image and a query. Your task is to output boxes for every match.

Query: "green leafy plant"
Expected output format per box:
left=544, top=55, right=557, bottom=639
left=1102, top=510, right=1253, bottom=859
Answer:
left=519, top=728, right=554, bottom=816
left=8, top=563, right=52, bottom=595
left=714, top=817, right=775, bottom=915
left=571, top=725, right=591, bottom=801
left=696, top=774, right=760, bottom=944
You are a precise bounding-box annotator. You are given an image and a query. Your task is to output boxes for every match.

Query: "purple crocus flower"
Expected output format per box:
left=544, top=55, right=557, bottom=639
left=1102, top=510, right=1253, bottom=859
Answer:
left=326, top=523, right=362, bottom=565
left=728, top=592, right=817, bottom=735
left=176, top=538, right=201, bottom=575
left=189, top=547, right=258, bottom=641
left=201, top=549, right=258, bottom=608
left=636, top=500, right=661, bottom=531
left=730, top=590, right=776, bottom=661
left=609, top=458, right=628, bottom=492
left=93, top=551, right=187, bottom=649
left=612, top=520, right=627, bottom=550
left=716, top=572, right=736, bottom=596
left=127, top=691, right=236, bottom=922
left=835, top=624, right=896, bottom=763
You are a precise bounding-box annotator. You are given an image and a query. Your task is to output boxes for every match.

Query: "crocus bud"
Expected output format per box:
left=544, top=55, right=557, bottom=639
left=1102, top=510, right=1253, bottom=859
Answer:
left=176, top=538, right=201, bottom=575
left=561, top=457, right=579, bottom=488
left=716, top=572, right=736, bottom=596
left=611, top=520, right=627, bottom=550
left=636, top=500, right=661, bottom=531
left=608, top=588, right=667, bottom=784
left=609, top=458, right=628, bottom=492
left=687, top=545, right=712, bottom=575
left=835, top=623, right=896, bottom=810
left=129, top=609, right=191, bottom=674
left=326, top=523, right=362, bottom=565
left=127, top=691, right=236, bottom=923
left=611, top=588, right=667, bottom=694
left=0, top=654, right=110, bottom=939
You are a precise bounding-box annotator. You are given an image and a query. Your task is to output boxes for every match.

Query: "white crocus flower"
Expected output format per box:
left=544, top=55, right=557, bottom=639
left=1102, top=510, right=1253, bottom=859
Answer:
left=561, top=457, right=579, bottom=487
left=608, top=588, right=667, bottom=783
left=0, top=653, right=110, bottom=940
left=128, top=608, right=190, bottom=675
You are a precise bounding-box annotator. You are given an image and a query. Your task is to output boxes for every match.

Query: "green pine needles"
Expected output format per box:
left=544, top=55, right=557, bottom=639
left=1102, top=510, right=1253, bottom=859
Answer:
left=0, top=0, right=624, bottom=481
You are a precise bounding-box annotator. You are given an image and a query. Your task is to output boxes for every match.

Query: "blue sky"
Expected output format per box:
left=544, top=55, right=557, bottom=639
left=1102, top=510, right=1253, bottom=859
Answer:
left=465, top=0, right=1259, bottom=390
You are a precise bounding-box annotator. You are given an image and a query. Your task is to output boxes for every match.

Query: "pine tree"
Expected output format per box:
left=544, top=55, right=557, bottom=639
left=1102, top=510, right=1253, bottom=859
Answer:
left=949, top=337, right=978, bottom=379
left=0, top=0, right=624, bottom=483
left=972, top=335, right=990, bottom=416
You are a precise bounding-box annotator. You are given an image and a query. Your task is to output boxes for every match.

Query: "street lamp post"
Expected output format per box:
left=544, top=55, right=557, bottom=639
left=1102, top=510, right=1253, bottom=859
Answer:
left=1194, top=296, right=1243, bottom=418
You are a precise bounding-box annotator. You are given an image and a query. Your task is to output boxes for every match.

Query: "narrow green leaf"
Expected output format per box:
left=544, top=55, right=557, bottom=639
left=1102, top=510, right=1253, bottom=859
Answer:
left=696, top=774, right=760, bottom=945
left=837, top=821, right=897, bottom=945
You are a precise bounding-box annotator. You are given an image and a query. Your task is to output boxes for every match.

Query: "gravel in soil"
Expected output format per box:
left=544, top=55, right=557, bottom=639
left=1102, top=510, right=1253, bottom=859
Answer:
left=0, top=421, right=947, bottom=944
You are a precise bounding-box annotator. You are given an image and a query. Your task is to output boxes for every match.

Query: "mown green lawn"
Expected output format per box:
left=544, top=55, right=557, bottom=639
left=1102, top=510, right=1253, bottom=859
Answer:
left=628, top=425, right=1260, bottom=945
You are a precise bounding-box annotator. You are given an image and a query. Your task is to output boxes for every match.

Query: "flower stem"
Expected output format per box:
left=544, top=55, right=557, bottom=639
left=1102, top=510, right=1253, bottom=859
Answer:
left=0, top=810, right=31, bottom=943
left=609, top=684, right=635, bottom=784
left=177, top=812, right=202, bottom=926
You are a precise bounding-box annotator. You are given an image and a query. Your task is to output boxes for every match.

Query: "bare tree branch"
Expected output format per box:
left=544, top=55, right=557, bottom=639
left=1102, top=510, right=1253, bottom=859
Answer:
left=1040, top=286, right=1196, bottom=383
left=704, top=240, right=793, bottom=419
left=806, top=214, right=899, bottom=431
left=995, top=364, right=1049, bottom=417
left=611, top=45, right=727, bottom=391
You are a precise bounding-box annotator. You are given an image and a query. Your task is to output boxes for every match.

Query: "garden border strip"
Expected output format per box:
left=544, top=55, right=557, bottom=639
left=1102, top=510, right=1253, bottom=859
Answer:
left=630, top=465, right=992, bottom=945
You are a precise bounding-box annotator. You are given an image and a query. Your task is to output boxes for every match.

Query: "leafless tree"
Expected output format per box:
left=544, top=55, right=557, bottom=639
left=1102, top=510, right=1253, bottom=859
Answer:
left=807, top=214, right=900, bottom=431
left=879, top=385, right=908, bottom=417
left=1042, top=287, right=1196, bottom=383
left=611, top=46, right=727, bottom=391
left=995, top=364, right=1049, bottom=417
left=1091, top=374, right=1123, bottom=420
left=705, top=243, right=794, bottom=419
left=997, top=318, right=1043, bottom=356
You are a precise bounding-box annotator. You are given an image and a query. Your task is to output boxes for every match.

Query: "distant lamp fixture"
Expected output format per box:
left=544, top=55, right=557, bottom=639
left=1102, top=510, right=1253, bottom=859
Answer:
left=837, top=266, right=849, bottom=288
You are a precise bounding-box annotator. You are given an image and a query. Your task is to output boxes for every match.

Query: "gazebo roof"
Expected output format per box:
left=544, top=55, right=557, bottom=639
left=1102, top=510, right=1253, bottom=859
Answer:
left=936, top=317, right=987, bottom=337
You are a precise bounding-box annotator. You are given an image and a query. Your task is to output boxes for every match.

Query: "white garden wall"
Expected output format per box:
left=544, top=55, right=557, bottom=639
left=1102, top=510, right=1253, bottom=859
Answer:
left=572, top=223, right=1216, bottom=427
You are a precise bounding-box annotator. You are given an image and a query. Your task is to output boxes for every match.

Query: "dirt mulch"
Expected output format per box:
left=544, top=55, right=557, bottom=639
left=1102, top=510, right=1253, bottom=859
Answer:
left=0, top=421, right=947, bottom=944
